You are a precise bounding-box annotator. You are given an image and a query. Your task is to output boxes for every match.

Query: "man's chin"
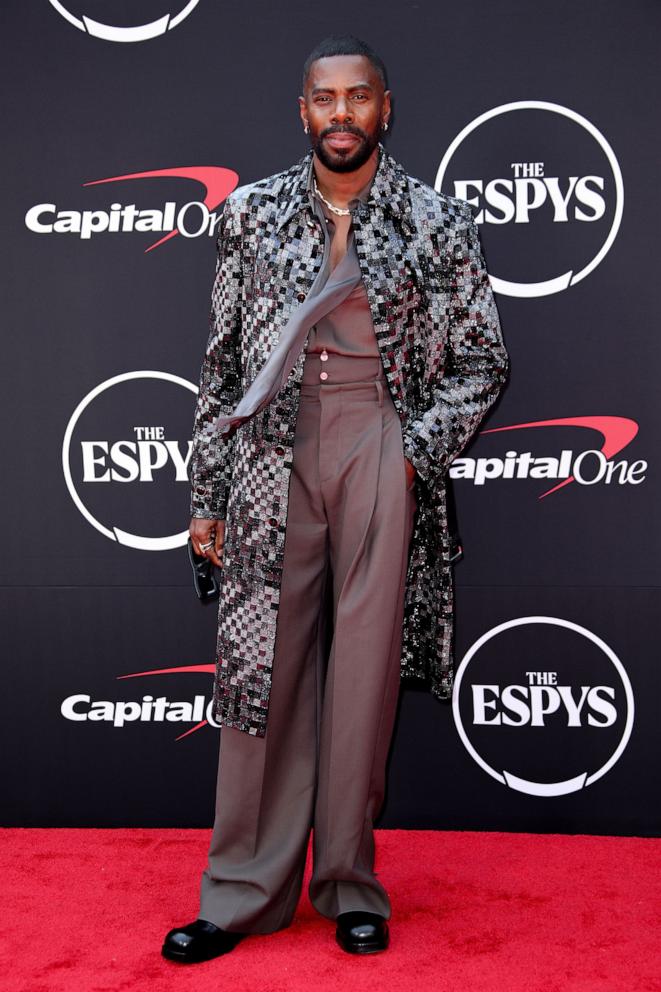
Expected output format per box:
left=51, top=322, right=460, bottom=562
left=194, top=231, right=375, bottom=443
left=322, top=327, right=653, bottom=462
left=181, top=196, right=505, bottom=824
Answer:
left=314, top=139, right=376, bottom=173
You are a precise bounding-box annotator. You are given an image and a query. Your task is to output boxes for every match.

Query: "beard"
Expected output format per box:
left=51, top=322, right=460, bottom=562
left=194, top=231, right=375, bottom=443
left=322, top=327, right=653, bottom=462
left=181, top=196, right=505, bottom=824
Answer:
left=311, top=123, right=382, bottom=173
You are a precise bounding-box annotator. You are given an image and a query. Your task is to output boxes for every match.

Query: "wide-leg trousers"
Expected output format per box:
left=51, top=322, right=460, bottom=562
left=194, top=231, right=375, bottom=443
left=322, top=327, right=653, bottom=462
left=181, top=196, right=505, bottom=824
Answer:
left=198, top=353, right=417, bottom=934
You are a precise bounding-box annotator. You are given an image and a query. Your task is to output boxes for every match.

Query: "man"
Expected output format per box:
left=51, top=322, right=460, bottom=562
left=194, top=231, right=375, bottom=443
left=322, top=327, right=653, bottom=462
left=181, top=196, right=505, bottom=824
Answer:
left=162, top=35, right=508, bottom=963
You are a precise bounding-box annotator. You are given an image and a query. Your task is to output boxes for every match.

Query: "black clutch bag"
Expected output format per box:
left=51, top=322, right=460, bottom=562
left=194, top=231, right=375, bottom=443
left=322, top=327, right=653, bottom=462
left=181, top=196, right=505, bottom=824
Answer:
left=187, top=536, right=220, bottom=602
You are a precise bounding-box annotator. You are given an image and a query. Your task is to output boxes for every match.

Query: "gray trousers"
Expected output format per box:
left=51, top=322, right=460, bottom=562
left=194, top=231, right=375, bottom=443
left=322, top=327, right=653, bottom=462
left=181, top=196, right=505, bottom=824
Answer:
left=198, top=354, right=417, bottom=934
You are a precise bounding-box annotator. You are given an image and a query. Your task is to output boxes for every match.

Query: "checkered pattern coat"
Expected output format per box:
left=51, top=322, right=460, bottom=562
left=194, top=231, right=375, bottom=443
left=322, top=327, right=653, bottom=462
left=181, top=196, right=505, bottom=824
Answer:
left=189, top=143, right=509, bottom=737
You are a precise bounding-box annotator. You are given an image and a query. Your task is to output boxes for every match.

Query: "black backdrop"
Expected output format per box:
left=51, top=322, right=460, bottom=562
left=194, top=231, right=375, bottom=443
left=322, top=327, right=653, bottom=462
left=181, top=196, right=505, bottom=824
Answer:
left=1, top=0, right=659, bottom=834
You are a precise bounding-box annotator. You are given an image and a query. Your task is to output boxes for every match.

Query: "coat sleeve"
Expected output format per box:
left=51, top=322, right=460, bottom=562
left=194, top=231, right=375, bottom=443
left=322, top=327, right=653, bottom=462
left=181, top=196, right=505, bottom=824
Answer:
left=188, top=194, right=244, bottom=519
left=401, top=203, right=509, bottom=486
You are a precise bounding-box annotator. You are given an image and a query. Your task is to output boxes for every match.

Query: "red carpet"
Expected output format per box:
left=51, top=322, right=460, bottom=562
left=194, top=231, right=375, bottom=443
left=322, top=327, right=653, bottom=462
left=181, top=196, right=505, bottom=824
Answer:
left=3, top=828, right=660, bottom=992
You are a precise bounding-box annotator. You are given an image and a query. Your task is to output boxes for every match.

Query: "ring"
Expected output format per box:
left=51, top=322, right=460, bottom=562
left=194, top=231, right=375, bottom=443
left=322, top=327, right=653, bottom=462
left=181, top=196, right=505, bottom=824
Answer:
left=200, top=540, right=214, bottom=551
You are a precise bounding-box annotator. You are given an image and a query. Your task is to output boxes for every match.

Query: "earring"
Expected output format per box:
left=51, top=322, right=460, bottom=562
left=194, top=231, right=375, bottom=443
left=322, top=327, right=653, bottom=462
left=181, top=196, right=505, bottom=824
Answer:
left=383, top=120, right=389, bottom=131
left=304, top=123, right=309, bottom=134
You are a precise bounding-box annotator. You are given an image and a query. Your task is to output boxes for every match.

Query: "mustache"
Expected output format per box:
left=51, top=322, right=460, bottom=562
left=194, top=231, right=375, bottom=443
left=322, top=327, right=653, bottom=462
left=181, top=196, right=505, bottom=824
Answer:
left=322, top=125, right=364, bottom=139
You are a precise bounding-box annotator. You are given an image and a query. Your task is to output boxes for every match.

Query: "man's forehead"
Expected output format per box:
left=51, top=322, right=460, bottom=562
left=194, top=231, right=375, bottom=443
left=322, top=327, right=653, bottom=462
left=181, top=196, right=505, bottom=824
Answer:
left=306, top=54, right=381, bottom=91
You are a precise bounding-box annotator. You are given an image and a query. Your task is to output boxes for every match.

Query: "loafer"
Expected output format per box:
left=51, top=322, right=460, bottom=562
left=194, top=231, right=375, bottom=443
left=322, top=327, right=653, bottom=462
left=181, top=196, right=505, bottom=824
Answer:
left=161, top=918, right=245, bottom=963
left=335, top=911, right=389, bottom=954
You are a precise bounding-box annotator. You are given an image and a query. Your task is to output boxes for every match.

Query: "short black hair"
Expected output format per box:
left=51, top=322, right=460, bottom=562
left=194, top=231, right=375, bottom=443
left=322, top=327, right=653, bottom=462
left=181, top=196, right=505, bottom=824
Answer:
left=302, top=35, right=388, bottom=93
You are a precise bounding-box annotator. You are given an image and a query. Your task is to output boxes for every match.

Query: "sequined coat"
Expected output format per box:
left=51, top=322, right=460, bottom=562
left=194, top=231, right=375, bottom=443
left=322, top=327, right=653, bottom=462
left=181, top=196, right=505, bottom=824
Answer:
left=189, top=143, right=509, bottom=737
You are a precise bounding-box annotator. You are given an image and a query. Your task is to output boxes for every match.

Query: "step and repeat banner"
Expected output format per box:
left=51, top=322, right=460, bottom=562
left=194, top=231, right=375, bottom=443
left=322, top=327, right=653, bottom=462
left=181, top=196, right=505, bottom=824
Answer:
left=1, top=1, right=659, bottom=834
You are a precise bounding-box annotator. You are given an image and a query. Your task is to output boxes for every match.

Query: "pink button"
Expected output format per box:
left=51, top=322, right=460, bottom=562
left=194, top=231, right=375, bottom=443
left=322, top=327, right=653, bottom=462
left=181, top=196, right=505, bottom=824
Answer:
left=320, top=350, right=329, bottom=361
left=320, top=371, right=329, bottom=380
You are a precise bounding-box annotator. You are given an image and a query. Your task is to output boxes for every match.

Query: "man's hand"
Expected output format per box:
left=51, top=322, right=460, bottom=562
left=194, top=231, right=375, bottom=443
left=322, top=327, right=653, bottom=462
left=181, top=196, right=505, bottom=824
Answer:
left=190, top=517, right=225, bottom=569
left=404, top=456, right=417, bottom=491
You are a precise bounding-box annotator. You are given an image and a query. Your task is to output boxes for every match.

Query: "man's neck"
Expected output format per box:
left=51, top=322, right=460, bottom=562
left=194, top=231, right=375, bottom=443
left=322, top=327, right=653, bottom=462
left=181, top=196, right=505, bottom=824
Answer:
left=311, top=146, right=380, bottom=210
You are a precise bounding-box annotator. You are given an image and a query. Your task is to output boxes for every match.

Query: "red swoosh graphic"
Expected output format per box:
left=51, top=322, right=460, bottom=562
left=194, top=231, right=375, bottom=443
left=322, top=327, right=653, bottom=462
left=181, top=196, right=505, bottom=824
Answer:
left=117, top=664, right=216, bottom=678
left=117, top=663, right=216, bottom=740
left=480, top=416, right=639, bottom=498
left=83, top=166, right=239, bottom=252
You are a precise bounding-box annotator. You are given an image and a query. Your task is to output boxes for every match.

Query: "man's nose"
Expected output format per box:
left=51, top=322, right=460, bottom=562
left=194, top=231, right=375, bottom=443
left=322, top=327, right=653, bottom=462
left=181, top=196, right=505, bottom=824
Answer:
left=332, top=97, right=352, bottom=121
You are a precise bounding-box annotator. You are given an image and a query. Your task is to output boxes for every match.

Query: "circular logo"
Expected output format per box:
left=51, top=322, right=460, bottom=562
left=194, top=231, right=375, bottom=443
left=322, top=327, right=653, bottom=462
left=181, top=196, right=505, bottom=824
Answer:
left=47, top=1, right=200, bottom=42
left=436, top=101, right=624, bottom=298
left=452, top=616, right=634, bottom=796
left=62, top=370, right=198, bottom=551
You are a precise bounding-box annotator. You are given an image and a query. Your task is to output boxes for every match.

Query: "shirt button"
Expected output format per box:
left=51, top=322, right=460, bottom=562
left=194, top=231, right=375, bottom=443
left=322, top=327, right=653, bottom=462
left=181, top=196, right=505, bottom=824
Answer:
left=297, top=291, right=306, bottom=302
left=320, top=349, right=328, bottom=361
left=320, top=371, right=328, bottom=380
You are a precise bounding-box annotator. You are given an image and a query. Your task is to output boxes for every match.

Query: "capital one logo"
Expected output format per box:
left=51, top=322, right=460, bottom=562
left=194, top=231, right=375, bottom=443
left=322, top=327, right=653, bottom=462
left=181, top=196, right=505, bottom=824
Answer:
left=450, top=415, right=647, bottom=498
left=62, top=371, right=198, bottom=551
left=436, top=101, right=624, bottom=298
left=61, top=663, right=220, bottom=740
left=25, top=166, right=238, bottom=253
left=452, top=617, right=634, bottom=797
left=47, top=1, right=200, bottom=42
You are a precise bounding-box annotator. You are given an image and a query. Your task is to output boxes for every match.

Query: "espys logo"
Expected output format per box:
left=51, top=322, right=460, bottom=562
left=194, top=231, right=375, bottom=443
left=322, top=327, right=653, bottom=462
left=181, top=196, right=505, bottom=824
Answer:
left=47, top=1, right=200, bottom=43
left=62, top=371, right=198, bottom=551
left=61, top=664, right=219, bottom=741
left=450, top=415, right=647, bottom=498
left=436, top=101, right=624, bottom=298
left=25, top=166, right=238, bottom=253
left=453, top=617, right=634, bottom=797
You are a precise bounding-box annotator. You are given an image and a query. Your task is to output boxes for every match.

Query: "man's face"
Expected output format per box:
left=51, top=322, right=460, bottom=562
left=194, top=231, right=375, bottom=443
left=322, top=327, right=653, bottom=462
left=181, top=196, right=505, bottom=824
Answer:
left=299, top=55, right=390, bottom=173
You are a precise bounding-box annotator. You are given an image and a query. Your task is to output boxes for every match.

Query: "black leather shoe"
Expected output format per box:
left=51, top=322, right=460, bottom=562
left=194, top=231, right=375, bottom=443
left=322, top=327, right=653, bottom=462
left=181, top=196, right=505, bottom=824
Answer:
left=335, top=911, right=389, bottom=954
left=161, top=918, right=245, bottom=963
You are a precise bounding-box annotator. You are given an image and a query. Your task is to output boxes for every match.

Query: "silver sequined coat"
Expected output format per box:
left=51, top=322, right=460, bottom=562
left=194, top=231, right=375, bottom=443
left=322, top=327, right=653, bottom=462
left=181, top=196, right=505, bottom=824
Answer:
left=188, top=142, right=509, bottom=737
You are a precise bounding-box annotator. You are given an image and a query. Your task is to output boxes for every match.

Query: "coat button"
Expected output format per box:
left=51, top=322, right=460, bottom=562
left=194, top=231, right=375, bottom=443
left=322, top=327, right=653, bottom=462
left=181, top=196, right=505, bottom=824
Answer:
left=320, top=349, right=328, bottom=361
left=275, top=445, right=284, bottom=455
left=268, top=517, right=278, bottom=527
left=320, top=371, right=328, bottom=380
left=297, top=291, right=306, bottom=302
left=195, top=487, right=205, bottom=495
